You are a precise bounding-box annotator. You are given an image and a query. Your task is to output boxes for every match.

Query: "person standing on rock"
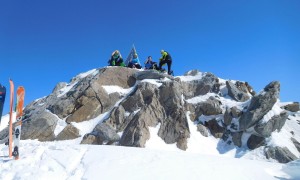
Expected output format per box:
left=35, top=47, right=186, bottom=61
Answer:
left=158, top=50, right=173, bottom=75
left=108, top=50, right=125, bottom=67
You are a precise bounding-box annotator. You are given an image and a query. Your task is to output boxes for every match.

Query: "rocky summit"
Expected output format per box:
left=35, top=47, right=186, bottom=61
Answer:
left=1, top=67, right=299, bottom=163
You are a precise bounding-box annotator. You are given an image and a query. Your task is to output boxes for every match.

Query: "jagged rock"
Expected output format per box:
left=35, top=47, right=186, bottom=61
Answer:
left=283, top=102, right=300, bottom=112
left=106, top=106, right=128, bottom=131
left=265, top=146, right=298, bottom=163
left=245, top=82, right=256, bottom=96
left=254, top=111, right=288, bottom=137
left=119, top=115, right=150, bottom=147
left=184, top=70, right=199, bottom=76
left=211, top=78, right=221, bottom=94
left=158, top=108, right=189, bottom=150
left=56, top=124, right=80, bottom=140
left=195, top=96, right=222, bottom=116
left=81, top=123, right=120, bottom=145
left=224, top=107, right=233, bottom=126
left=134, top=70, right=173, bottom=80
left=52, top=82, right=67, bottom=95
left=22, top=110, right=58, bottom=141
left=232, top=132, right=243, bottom=147
left=247, top=134, right=265, bottom=150
left=181, top=72, right=219, bottom=99
left=206, top=119, right=225, bottom=138
left=239, top=81, right=280, bottom=131
left=197, top=124, right=209, bottom=137
left=226, top=81, right=250, bottom=102
left=80, top=134, right=100, bottom=145
left=231, top=106, right=241, bottom=118
left=291, top=138, right=300, bottom=153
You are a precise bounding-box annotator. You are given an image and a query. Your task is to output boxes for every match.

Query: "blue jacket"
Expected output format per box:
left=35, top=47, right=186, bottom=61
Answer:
left=131, top=57, right=139, bottom=64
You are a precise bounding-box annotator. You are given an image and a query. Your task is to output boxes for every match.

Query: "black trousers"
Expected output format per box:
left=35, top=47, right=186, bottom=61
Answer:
left=159, top=60, right=172, bottom=75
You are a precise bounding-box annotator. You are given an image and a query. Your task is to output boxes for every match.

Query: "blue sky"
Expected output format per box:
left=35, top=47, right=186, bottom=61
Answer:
left=0, top=0, right=299, bottom=114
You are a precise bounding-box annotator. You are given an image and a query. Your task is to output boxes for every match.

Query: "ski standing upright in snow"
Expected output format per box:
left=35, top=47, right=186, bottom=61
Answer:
left=0, top=84, right=6, bottom=124
left=12, top=86, right=25, bottom=160
left=8, top=79, right=14, bottom=158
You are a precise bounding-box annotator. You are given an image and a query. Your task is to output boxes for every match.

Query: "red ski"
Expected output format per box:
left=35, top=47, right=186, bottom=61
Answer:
left=12, top=86, right=25, bottom=160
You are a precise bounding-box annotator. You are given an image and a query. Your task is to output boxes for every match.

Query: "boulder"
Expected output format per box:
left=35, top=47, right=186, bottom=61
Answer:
left=197, top=124, right=209, bottom=137
left=283, top=102, right=300, bottom=112
left=291, top=138, right=300, bottom=153
left=81, top=134, right=100, bottom=145
left=56, top=124, right=80, bottom=140
left=232, top=132, right=243, bottom=147
left=239, top=81, right=280, bottom=131
left=247, top=134, right=265, bottom=150
left=134, top=70, right=173, bottom=80
left=254, top=111, right=288, bottom=137
left=226, top=81, right=250, bottom=102
left=181, top=72, right=219, bottom=98
left=21, top=110, right=58, bottom=141
left=195, top=96, right=222, bottom=116
left=206, top=119, right=225, bottom=138
left=265, top=146, right=298, bottom=163
left=224, top=107, right=233, bottom=126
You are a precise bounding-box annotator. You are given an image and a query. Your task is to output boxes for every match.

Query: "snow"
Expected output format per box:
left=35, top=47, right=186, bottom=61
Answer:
left=177, top=71, right=204, bottom=81
left=1, top=72, right=300, bottom=179
left=0, top=139, right=296, bottom=180
left=260, top=100, right=284, bottom=124
left=102, top=85, right=134, bottom=95
left=141, top=79, right=163, bottom=87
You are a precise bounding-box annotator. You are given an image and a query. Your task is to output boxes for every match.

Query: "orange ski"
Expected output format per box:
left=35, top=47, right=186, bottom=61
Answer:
left=12, top=86, right=25, bottom=160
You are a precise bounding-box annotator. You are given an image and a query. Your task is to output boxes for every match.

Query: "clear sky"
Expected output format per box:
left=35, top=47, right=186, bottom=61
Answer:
left=0, top=0, right=299, bottom=114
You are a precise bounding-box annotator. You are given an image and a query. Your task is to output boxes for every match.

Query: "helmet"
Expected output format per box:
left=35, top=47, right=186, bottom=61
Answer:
left=115, top=50, right=119, bottom=54
left=160, top=50, right=164, bottom=54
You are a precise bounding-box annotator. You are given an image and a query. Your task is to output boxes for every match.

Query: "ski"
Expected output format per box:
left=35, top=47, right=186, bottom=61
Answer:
left=12, top=86, right=25, bottom=160
left=8, top=79, right=14, bottom=158
left=0, top=84, right=6, bottom=124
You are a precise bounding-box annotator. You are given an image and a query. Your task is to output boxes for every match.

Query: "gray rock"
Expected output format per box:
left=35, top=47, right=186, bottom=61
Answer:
left=22, top=110, right=58, bottom=141
left=134, top=70, right=174, bottom=80
left=224, top=107, right=233, bottom=126
left=291, top=138, right=300, bottom=153
left=231, top=106, right=242, bottom=118
left=254, top=111, right=288, bottom=137
left=197, top=124, right=209, bottom=137
left=181, top=72, right=219, bottom=99
left=196, top=96, right=223, bottom=116
left=206, top=119, right=225, bottom=138
left=239, top=81, right=280, bottom=131
left=232, top=132, right=243, bottom=147
left=265, top=146, right=298, bottom=163
left=56, top=124, right=80, bottom=140
left=184, top=70, right=200, bottom=76
left=283, top=102, right=300, bottom=112
left=119, top=115, right=150, bottom=148
left=247, top=134, right=265, bottom=150
left=80, top=134, right=100, bottom=145
left=226, top=81, right=250, bottom=102
left=52, top=82, right=67, bottom=95
left=94, top=123, right=120, bottom=144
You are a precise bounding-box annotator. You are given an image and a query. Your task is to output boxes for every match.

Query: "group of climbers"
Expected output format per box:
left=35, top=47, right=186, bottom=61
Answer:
left=108, top=49, right=173, bottom=75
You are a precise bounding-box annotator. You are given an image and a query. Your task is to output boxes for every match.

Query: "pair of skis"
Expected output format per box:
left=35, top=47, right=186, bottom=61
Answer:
left=8, top=80, right=25, bottom=160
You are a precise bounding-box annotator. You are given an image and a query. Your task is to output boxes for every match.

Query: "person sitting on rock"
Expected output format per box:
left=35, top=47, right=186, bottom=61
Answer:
left=127, top=53, right=142, bottom=69
left=108, top=50, right=125, bottom=67
left=144, top=56, right=158, bottom=70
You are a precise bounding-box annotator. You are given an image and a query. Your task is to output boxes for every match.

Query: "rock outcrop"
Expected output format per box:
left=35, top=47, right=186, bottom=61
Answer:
left=239, top=81, right=280, bottom=131
left=1, top=67, right=298, bottom=164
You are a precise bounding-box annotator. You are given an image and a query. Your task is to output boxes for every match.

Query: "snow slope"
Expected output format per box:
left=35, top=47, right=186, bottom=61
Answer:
left=1, top=140, right=299, bottom=180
